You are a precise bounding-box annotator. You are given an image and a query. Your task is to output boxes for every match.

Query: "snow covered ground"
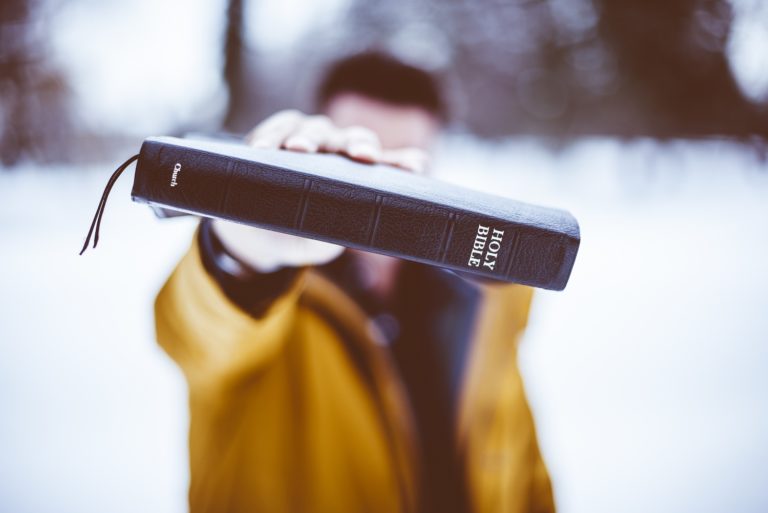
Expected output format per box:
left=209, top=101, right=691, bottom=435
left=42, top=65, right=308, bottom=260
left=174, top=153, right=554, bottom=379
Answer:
left=0, top=137, right=766, bottom=513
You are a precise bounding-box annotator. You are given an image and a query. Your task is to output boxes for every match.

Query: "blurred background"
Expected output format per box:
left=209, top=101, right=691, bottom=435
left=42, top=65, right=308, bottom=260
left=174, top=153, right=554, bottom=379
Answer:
left=1, top=0, right=767, bottom=512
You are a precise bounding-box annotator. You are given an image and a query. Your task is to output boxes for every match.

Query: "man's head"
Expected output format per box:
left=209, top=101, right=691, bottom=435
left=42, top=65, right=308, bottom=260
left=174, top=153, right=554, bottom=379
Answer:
left=315, top=53, right=445, bottom=151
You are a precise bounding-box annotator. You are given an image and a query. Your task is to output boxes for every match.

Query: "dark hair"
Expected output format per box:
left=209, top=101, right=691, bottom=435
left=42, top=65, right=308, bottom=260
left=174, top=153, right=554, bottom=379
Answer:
left=315, top=52, right=447, bottom=121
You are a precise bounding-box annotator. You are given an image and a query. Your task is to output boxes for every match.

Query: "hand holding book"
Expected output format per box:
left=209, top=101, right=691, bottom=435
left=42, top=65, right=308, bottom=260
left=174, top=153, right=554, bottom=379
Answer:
left=214, top=109, right=430, bottom=273
left=80, top=114, right=580, bottom=290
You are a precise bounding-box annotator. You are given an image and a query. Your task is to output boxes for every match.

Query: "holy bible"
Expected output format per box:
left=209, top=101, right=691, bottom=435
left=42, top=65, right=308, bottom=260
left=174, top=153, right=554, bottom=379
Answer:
left=86, top=136, right=580, bottom=290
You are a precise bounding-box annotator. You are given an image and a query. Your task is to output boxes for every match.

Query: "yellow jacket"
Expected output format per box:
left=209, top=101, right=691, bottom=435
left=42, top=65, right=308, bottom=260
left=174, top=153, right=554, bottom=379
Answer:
left=155, top=239, right=554, bottom=513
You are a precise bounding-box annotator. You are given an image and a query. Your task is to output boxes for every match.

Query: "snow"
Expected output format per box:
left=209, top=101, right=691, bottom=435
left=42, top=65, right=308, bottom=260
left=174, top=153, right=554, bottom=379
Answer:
left=0, top=166, right=196, bottom=513
left=1, top=137, right=767, bottom=512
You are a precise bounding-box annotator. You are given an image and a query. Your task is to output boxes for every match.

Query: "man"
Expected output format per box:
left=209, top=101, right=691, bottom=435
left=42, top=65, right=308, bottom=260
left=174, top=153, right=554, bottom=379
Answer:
left=155, top=53, right=554, bottom=513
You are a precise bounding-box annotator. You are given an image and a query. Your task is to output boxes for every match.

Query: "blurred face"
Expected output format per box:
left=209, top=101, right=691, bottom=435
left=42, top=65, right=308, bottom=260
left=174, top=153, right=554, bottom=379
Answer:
left=324, top=92, right=440, bottom=151
left=324, top=92, right=441, bottom=285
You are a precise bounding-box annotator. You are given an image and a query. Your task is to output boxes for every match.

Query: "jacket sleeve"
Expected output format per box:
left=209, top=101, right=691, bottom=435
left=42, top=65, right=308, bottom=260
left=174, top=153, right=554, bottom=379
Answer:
left=459, top=283, right=556, bottom=513
left=154, top=233, right=307, bottom=390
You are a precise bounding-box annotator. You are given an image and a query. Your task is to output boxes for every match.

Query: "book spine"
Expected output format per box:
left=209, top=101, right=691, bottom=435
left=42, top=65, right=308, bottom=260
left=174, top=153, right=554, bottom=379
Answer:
left=131, top=140, right=576, bottom=290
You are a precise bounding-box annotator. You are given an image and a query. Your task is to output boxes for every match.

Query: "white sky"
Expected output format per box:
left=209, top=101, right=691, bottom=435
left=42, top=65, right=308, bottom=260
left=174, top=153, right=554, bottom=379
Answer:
left=48, top=0, right=228, bottom=134
left=45, top=0, right=768, bottom=135
left=244, top=0, right=350, bottom=51
left=727, top=0, right=768, bottom=102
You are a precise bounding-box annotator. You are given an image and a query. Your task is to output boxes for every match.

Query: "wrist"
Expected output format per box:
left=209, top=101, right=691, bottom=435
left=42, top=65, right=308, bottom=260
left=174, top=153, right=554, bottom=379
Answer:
left=198, top=218, right=302, bottom=316
left=211, top=219, right=288, bottom=273
left=211, top=219, right=345, bottom=272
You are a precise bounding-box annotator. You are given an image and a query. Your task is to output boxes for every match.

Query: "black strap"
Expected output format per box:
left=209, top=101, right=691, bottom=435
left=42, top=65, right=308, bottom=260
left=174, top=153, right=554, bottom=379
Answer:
left=79, top=154, right=140, bottom=255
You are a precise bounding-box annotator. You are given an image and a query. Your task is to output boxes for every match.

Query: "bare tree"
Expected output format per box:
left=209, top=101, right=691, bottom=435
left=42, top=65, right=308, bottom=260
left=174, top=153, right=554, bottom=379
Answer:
left=0, top=0, right=76, bottom=166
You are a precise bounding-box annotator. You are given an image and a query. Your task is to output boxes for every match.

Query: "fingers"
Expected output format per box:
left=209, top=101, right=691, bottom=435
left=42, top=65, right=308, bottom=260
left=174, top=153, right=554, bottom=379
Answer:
left=246, top=110, right=426, bottom=174
left=284, top=115, right=339, bottom=153
left=341, top=126, right=382, bottom=163
left=381, top=148, right=430, bottom=174
left=247, top=111, right=347, bottom=154
left=245, top=110, right=304, bottom=149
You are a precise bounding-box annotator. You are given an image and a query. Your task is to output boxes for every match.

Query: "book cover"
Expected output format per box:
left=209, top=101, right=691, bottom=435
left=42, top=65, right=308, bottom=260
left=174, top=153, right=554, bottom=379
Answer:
left=127, top=136, right=580, bottom=290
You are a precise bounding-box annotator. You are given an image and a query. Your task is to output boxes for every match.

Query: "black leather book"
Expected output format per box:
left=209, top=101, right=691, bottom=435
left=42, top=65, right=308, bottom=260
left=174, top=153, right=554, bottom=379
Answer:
left=130, top=136, right=580, bottom=290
